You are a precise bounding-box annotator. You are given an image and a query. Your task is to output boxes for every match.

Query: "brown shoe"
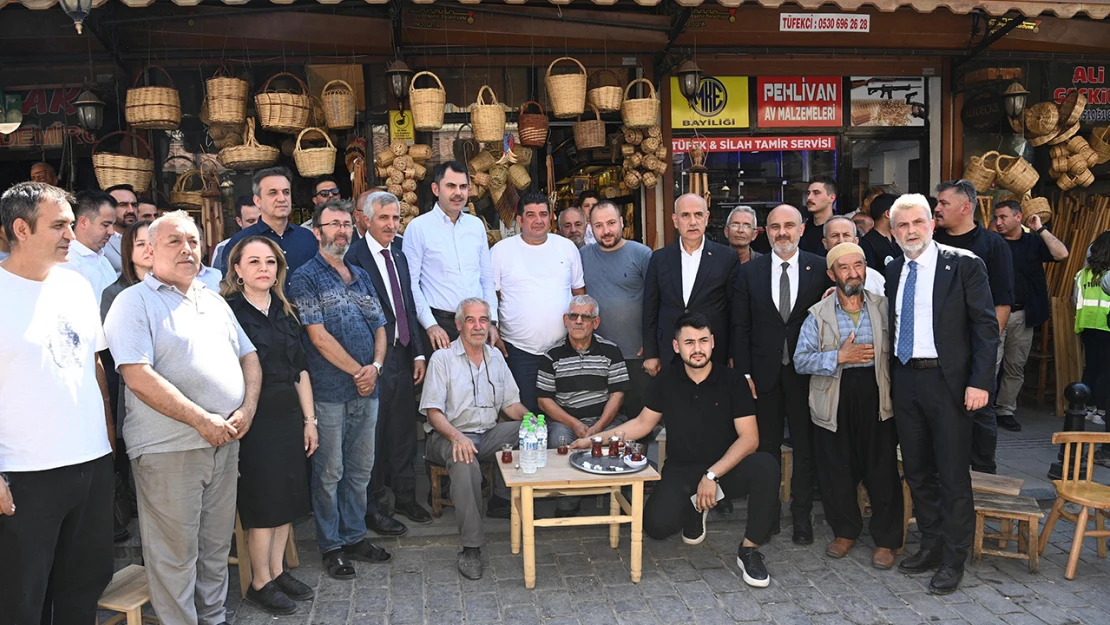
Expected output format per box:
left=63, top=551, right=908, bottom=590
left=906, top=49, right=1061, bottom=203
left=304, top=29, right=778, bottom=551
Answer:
left=825, top=538, right=856, bottom=559
left=872, top=548, right=895, bottom=570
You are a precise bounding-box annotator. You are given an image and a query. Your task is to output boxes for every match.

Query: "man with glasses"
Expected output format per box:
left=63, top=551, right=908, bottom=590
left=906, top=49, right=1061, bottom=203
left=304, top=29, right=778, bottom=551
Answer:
left=725, top=206, right=762, bottom=264
left=313, top=176, right=342, bottom=207
left=104, top=184, right=139, bottom=275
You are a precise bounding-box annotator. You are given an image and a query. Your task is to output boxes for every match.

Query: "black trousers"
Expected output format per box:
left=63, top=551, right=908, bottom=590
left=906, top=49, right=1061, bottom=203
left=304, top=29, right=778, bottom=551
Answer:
left=622, top=358, right=650, bottom=420
left=755, top=363, right=815, bottom=521
left=814, top=368, right=904, bottom=549
left=892, top=363, right=974, bottom=567
left=368, top=340, right=419, bottom=509
left=643, top=453, right=780, bottom=546
left=431, top=308, right=460, bottom=342
left=0, top=454, right=113, bottom=625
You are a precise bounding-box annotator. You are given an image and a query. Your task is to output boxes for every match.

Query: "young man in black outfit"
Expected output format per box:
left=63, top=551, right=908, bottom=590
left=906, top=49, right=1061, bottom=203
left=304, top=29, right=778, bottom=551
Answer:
left=574, top=313, right=780, bottom=588
left=862, top=193, right=902, bottom=271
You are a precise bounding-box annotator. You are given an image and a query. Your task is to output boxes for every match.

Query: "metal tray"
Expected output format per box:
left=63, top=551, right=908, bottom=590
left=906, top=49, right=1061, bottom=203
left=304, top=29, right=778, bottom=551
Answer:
left=568, top=449, right=650, bottom=475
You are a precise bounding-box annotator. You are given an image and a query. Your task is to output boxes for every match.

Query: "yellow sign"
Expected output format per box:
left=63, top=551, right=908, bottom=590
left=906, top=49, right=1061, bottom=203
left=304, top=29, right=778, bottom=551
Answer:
left=670, top=76, right=749, bottom=129
left=389, top=110, right=415, bottom=142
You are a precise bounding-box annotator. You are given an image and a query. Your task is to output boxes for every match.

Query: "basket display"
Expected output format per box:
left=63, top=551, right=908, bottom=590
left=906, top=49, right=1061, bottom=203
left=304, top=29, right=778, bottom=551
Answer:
left=508, top=164, right=531, bottom=190
left=408, top=144, right=432, bottom=162
left=321, top=79, right=356, bottom=130
left=92, top=131, right=154, bottom=193
left=469, top=150, right=495, bottom=173
left=293, top=127, right=336, bottom=177
left=1021, top=196, right=1052, bottom=224
left=206, top=66, right=249, bottom=126
left=170, top=168, right=213, bottom=210
left=573, top=103, right=606, bottom=150
left=125, top=65, right=181, bottom=131
left=517, top=101, right=549, bottom=148
left=1058, top=90, right=1087, bottom=128
left=588, top=69, right=624, bottom=113
left=995, top=154, right=1039, bottom=196
left=962, top=150, right=1000, bottom=192
left=1024, top=102, right=1058, bottom=136
left=545, top=57, right=588, bottom=119
left=1090, top=126, right=1110, bottom=164
left=1049, top=122, right=1080, bottom=145
left=410, top=71, right=447, bottom=131
left=219, top=118, right=280, bottom=171
left=255, top=72, right=311, bottom=134
left=471, top=85, right=506, bottom=143
left=621, top=78, right=659, bottom=129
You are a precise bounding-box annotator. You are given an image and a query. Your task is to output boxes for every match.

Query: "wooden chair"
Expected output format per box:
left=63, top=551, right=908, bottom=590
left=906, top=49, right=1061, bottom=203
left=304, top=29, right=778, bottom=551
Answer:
left=96, top=564, right=159, bottom=625
left=427, top=460, right=494, bottom=518
left=230, top=511, right=301, bottom=597
left=1038, top=431, right=1110, bottom=580
left=973, top=491, right=1044, bottom=573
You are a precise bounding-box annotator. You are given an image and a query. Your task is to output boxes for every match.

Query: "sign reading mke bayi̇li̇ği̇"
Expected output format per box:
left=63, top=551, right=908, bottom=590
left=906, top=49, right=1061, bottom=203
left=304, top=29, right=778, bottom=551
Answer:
left=670, top=76, right=750, bottom=129
left=756, top=77, right=842, bottom=127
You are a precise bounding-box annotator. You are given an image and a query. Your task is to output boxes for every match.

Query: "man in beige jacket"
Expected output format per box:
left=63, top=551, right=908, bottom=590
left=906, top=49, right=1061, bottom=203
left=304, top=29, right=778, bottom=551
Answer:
left=794, top=242, right=903, bottom=570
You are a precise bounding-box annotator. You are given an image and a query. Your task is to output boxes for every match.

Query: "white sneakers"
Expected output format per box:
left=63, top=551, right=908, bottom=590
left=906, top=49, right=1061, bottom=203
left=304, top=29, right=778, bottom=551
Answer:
left=1088, top=409, right=1106, bottom=426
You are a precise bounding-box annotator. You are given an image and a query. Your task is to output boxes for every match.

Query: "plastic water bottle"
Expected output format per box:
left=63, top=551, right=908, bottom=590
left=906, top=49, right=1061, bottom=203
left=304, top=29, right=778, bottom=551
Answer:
left=519, top=413, right=534, bottom=450
left=536, top=414, right=548, bottom=467
left=520, top=424, right=538, bottom=474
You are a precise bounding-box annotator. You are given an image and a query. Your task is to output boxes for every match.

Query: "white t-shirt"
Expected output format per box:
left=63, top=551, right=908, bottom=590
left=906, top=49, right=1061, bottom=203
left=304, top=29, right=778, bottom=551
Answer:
left=0, top=265, right=112, bottom=472
left=492, top=234, right=585, bottom=355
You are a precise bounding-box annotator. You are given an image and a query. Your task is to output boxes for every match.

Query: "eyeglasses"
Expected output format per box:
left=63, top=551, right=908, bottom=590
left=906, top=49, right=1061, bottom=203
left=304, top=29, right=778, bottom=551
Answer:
left=319, top=221, right=354, bottom=230
left=726, top=223, right=754, bottom=231
left=315, top=189, right=341, bottom=198
left=471, top=355, right=497, bottom=408
left=566, top=313, right=596, bottom=321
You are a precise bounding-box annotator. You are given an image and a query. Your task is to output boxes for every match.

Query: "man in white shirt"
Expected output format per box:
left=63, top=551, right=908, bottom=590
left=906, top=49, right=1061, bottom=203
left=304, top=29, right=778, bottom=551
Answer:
left=822, top=215, right=885, bottom=295
left=492, top=192, right=586, bottom=412
left=403, top=161, right=500, bottom=350
left=0, top=182, right=115, bottom=624
left=62, top=190, right=118, bottom=306
left=104, top=184, right=139, bottom=274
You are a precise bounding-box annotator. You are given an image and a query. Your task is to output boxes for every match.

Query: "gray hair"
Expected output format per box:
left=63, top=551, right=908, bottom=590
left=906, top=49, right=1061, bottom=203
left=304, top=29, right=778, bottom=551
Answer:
left=558, top=206, right=585, bottom=225
left=890, top=193, right=933, bottom=220
left=935, top=179, right=977, bottom=206
left=455, top=297, right=491, bottom=320
left=363, top=191, right=399, bottom=219
left=0, top=182, right=71, bottom=242
left=567, top=294, right=600, bottom=317
left=148, top=210, right=200, bottom=243
left=726, top=206, right=758, bottom=227
left=822, top=215, right=856, bottom=239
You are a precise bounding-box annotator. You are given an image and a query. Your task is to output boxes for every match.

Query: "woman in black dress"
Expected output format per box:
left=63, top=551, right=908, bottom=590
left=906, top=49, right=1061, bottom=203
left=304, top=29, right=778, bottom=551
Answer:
left=222, top=236, right=317, bottom=615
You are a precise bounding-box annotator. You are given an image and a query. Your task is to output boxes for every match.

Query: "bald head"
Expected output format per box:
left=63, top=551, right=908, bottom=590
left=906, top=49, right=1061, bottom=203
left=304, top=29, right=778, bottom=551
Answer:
left=766, top=204, right=804, bottom=258
left=672, top=193, right=709, bottom=248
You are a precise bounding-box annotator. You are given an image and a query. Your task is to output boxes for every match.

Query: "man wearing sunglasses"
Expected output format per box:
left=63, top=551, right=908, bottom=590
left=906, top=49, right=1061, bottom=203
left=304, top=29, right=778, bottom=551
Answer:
left=313, top=176, right=343, bottom=207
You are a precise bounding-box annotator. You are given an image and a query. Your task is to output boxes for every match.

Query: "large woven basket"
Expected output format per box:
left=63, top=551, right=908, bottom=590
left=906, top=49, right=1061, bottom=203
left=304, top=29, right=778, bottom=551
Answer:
left=205, top=66, right=248, bottom=126
left=517, top=101, right=549, bottom=148
left=219, top=118, right=279, bottom=171
left=573, top=103, right=606, bottom=150
left=471, top=85, right=506, bottom=144
left=125, top=65, right=181, bottom=130
left=1021, top=196, right=1052, bottom=224
left=995, top=154, right=1039, bottom=196
left=255, top=72, right=311, bottom=134
left=1059, top=89, right=1087, bottom=128
left=92, top=131, right=154, bottom=193
left=170, top=168, right=214, bottom=210
left=410, top=71, right=446, bottom=131
left=621, top=78, right=659, bottom=129
left=545, top=57, right=587, bottom=119
left=1024, top=102, right=1058, bottom=137
left=321, top=79, right=356, bottom=130
left=588, top=69, right=624, bottom=113
left=508, top=164, right=531, bottom=190
left=293, top=127, right=336, bottom=177
left=962, top=150, right=999, bottom=192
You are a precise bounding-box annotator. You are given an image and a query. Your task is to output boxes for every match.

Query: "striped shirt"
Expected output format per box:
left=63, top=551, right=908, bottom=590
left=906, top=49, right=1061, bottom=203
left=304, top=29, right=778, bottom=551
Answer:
left=536, top=334, right=630, bottom=419
left=793, top=297, right=876, bottom=377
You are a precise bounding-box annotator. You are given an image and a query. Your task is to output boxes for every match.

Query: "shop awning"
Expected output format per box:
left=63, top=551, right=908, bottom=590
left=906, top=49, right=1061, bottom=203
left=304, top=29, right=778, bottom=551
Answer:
left=3, top=0, right=1108, bottom=19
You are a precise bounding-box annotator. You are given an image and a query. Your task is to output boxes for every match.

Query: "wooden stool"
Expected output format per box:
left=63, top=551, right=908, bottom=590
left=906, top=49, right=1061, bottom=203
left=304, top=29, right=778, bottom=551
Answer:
left=427, top=460, right=494, bottom=518
left=780, top=445, right=793, bottom=503
left=96, top=564, right=159, bottom=625
left=973, top=491, right=1044, bottom=573
left=230, top=511, right=300, bottom=597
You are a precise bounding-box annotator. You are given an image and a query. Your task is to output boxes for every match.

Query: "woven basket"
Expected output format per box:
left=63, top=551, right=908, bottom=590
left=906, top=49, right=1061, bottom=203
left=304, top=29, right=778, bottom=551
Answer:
left=508, top=164, right=531, bottom=190
left=995, top=154, right=1039, bottom=195
left=409, top=71, right=446, bottom=131
left=1067, top=153, right=1090, bottom=176
left=573, top=103, right=606, bottom=150
left=206, top=66, right=248, bottom=126
left=125, top=65, right=181, bottom=130
left=622, top=78, right=659, bottom=129
left=92, top=131, right=154, bottom=193
left=962, top=150, right=1000, bottom=192
left=517, top=101, right=549, bottom=148
left=1021, top=196, right=1052, bottom=224
left=255, top=72, right=311, bottom=134
left=1029, top=129, right=1059, bottom=147
left=321, top=79, right=356, bottom=130
left=170, top=168, right=213, bottom=210
left=642, top=171, right=658, bottom=189
left=1059, top=90, right=1087, bottom=128
left=588, top=69, right=624, bottom=113
left=545, top=57, right=588, bottom=119
left=1024, top=102, right=1059, bottom=136
left=408, top=144, right=432, bottom=162
left=1049, top=150, right=1069, bottom=175
left=1049, top=122, right=1080, bottom=145
left=623, top=169, right=641, bottom=189
left=471, top=86, right=506, bottom=144
left=293, top=127, right=336, bottom=177
left=219, top=118, right=280, bottom=171
left=469, top=150, right=496, bottom=173
left=1056, top=173, right=1079, bottom=191
left=1076, top=168, right=1095, bottom=187
left=1090, top=126, right=1110, bottom=164
left=512, top=144, right=533, bottom=167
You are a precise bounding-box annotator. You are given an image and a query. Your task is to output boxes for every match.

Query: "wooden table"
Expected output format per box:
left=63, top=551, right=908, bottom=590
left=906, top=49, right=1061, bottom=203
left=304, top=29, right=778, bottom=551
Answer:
left=499, top=449, right=660, bottom=589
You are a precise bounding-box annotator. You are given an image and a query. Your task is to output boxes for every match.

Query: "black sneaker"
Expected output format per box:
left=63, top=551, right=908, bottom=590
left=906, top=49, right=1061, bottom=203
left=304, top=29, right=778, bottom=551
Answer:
left=736, top=546, right=770, bottom=588
left=274, top=572, right=314, bottom=601
left=682, top=507, right=708, bottom=545
left=997, top=414, right=1022, bottom=432
left=244, top=581, right=297, bottom=615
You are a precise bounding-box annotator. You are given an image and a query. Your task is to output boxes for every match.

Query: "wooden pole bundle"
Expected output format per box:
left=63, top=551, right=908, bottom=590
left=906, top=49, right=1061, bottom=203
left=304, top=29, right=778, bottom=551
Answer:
left=1045, top=192, right=1110, bottom=299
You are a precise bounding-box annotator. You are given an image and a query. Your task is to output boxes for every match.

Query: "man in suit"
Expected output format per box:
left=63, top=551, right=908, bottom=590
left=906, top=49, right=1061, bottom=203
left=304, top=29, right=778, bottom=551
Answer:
left=732, top=204, right=828, bottom=545
left=884, top=194, right=998, bottom=595
left=345, top=191, right=432, bottom=531
left=643, top=194, right=738, bottom=375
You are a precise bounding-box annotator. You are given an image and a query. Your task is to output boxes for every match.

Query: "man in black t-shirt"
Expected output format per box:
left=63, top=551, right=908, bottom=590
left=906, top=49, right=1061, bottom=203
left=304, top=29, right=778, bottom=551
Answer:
left=573, top=313, right=779, bottom=589
left=799, top=177, right=838, bottom=256
left=862, top=194, right=902, bottom=271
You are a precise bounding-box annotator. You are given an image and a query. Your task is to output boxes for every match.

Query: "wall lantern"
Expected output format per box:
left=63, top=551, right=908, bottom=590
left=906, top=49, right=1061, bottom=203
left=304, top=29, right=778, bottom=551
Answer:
left=73, top=88, right=105, bottom=132
left=60, top=0, right=94, bottom=34
left=674, top=59, right=704, bottom=108
left=1002, top=82, right=1029, bottom=119
left=385, top=60, right=415, bottom=103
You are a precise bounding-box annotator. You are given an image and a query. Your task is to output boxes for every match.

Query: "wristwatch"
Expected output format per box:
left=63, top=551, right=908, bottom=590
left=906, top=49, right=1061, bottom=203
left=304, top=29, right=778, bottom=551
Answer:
left=705, top=470, right=719, bottom=483
left=372, top=362, right=383, bottom=374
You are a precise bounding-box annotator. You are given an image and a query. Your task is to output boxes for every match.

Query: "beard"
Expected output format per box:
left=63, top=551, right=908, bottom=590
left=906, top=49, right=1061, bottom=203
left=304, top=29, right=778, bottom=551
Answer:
left=320, top=233, right=350, bottom=258
left=772, top=237, right=798, bottom=255
left=598, top=234, right=622, bottom=250
left=681, top=352, right=710, bottom=368
left=899, top=234, right=931, bottom=257
left=837, top=278, right=864, bottom=297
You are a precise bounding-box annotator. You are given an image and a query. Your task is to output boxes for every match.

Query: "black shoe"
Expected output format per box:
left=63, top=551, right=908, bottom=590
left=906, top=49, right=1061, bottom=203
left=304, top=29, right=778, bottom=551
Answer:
left=366, top=512, right=408, bottom=537
left=458, top=547, right=483, bottom=580
left=394, top=501, right=432, bottom=524
left=997, top=415, right=1022, bottom=432
left=322, top=550, right=356, bottom=580
left=244, top=581, right=297, bottom=615
left=898, top=548, right=944, bottom=574
left=113, top=526, right=131, bottom=543
left=736, top=546, right=770, bottom=588
left=342, top=539, right=392, bottom=563
left=274, top=572, right=314, bottom=601
left=682, top=507, right=708, bottom=545
left=369, top=488, right=394, bottom=517
left=487, top=495, right=511, bottom=519
left=770, top=519, right=782, bottom=536
left=792, top=517, right=814, bottom=545
left=928, top=565, right=964, bottom=595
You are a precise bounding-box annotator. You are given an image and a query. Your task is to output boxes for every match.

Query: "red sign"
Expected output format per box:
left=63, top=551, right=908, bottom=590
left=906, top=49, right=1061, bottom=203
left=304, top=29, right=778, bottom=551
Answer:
left=0, top=88, right=97, bottom=150
left=672, top=136, right=837, bottom=153
left=756, top=77, right=842, bottom=128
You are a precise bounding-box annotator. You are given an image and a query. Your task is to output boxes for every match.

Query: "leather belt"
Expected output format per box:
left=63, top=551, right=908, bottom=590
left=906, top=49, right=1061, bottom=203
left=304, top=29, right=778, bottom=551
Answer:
left=907, top=358, right=940, bottom=369
left=1010, top=304, right=1025, bottom=312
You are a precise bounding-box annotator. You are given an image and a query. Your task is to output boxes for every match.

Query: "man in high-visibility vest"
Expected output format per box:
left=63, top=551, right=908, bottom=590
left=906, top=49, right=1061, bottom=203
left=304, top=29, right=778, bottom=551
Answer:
left=1075, top=230, right=1110, bottom=467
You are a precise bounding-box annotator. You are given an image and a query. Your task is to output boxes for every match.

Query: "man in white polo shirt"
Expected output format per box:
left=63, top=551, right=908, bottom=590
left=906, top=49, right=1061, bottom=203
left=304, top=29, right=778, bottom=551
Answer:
left=62, top=190, right=118, bottom=305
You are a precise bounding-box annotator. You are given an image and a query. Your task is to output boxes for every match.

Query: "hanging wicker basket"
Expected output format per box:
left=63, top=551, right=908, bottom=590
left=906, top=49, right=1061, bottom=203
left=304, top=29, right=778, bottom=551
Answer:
left=471, top=85, right=506, bottom=143
left=125, top=65, right=181, bottom=130
left=508, top=164, right=532, bottom=190
left=408, top=144, right=432, bottom=162
left=293, top=127, right=336, bottom=177
left=1058, top=90, right=1087, bottom=128
left=1049, top=122, right=1080, bottom=145
left=170, top=168, right=214, bottom=210
left=469, top=150, right=496, bottom=174
left=1089, top=126, right=1110, bottom=164
left=206, top=66, right=248, bottom=126
left=219, top=118, right=280, bottom=171
left=255, top=72, right=311, bottom=134
left=92, top=130, right=154, bottom=193
left=545, top=57, right=588, bottom=119
left=1024, top=102, right=1059, bottom=136
left=517, top=101, right=549, bottom=148
left=961, top=150, right=1000, bottom=192
left=321, top=79, right=356, bottom=130
left=1021, top=196, right=1052, bottom=224
left=621, top=78, right=659, bottom=129
left=588, top=69, right=624, bottom=113
left=409, top=71, right=446, bottom=131
left=995, top=154, right=1039, bottom=196
left=573, top=103, right=606, bottom=150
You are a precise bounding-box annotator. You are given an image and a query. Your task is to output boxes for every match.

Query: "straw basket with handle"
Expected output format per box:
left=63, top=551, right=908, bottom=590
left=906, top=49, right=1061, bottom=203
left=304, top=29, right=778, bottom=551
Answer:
left=219, top=118, right=280, bottom=170
left=573, top=103, right=606, bottom=150
left=961, top=150, right=999, bottom=192
left=93, top=131, right=154, bottom=193
left=125, top=65, right=181, bottom=130
left=170, top=168, right=214, bottom=210
left=517, top=101, right=549, bottom=148
left=206, top=66, right=248, bottom=126
left=293, top=127, right=336, bottom=177
left=621, top=78, right=659, bottom=129
left=545, top=57, right=588, bottom=119
left=255, top=72, right=311, bottom=134
left=321, top=79, right=356, bottom=130
left=471, top=85, right=506, bottom=144
left=588, top=69, right=624, bottom=113
left=409, top=71, right=446, bottom=131
left=1021, top=196, right=1053, bottom=224
left=995, top=154, right=1039, bottom=196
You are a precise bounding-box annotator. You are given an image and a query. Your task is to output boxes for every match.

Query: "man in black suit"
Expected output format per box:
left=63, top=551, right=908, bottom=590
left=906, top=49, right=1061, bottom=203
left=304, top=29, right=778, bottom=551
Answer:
left=643, top=194, right=738, bottom=375
left=346, top=191, right=432, bottom=531
left=732, top=204, right=828, bottom=545
left=884, top=194, right=998, bottom=595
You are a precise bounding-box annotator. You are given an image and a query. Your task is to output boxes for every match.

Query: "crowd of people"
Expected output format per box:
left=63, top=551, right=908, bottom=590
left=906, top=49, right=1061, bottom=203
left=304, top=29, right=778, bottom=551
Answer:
left=1, top=156, right=1106, bottom=625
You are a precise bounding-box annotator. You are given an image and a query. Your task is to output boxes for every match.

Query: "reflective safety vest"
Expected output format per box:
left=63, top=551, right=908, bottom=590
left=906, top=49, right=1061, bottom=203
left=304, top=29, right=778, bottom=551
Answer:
left=1075, top=267, right=1110, bottom=333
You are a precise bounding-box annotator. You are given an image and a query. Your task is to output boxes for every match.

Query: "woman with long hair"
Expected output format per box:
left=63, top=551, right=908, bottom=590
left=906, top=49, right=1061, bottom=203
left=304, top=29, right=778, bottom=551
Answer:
left=100, top=219, right=153, bottom=320
left=1076, top=230, right=1110, bottom=465
left=221, top=236, right=317, bottom=614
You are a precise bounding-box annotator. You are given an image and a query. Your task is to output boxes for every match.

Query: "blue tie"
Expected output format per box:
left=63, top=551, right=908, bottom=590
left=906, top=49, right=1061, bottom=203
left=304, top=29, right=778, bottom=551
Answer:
left=897, top=260, right=917, bottom=365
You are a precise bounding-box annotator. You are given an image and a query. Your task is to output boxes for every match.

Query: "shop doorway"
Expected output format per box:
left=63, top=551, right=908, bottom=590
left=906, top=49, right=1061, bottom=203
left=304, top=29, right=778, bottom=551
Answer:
left=846, top=138, right=927, bottom=213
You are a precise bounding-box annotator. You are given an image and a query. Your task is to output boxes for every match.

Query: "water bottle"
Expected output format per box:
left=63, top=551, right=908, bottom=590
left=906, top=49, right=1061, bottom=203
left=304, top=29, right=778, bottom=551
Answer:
left=520, top=424, right=538, bottom=474
left=519, top=413, right=533, bottom=450
left=536, top=414, right=548, bottom=467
